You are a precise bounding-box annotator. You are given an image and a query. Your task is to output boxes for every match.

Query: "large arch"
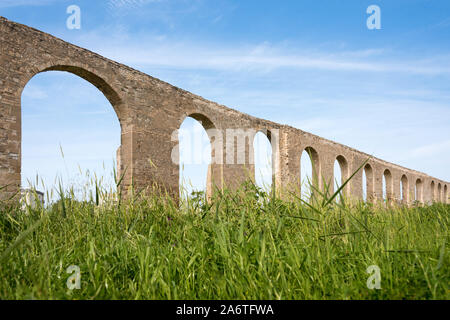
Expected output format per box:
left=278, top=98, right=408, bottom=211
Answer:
left=14, top=66, right=127, bottom=198
left=21, top=70, right=122, bottom=198
left=0, top=18, right=134, bottom=199
left=35, top=65, right=124, bottom=118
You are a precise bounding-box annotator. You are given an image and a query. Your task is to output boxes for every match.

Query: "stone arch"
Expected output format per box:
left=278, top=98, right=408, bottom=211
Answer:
left=437, top=183, right=442, bottom=203
left=17, top=64, right=127, bottom=195
left=415, top=178, right=423, bottom=203
left=252, top=128, right=276, bottom=150
left=430, top=181, right=436, bottom=202
left=401, top=174, right=409, bottom=203
left=253, top=129, right=274, bottom=192
left=444, top=185, right=448, bottom=204
left=383, top=169, right=393, bottom=202
left=334, top=155, right=349, bottom=198
left=21, top=63, right=125, bottom=122
left=21, top=69, right=123, bottom=189
left=176, top=112, right=219, bottom=199
left=179, top=113, right=218, bottom=144
left=363, top=163, right=374, bottom=202
left=300, top=146, right=320, bottom=198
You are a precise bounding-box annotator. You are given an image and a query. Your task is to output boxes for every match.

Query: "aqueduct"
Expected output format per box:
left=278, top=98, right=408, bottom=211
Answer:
left=0, top=17, right=448, bottom=204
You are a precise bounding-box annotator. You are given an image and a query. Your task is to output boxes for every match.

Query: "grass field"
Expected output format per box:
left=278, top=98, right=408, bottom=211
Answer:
left=0, top=178, right=449, bottom=300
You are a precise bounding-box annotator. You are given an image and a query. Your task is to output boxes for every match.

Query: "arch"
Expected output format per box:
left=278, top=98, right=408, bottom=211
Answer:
left=430, top=181, right=436, bottom=202
left=400, top=174, right=409, bottom=203
left=23, top=64, right=124, bottom=122
left=383, top=169, right=393, bottom=203
left=444, top=185, right=448, bottom=204
left=437, top=183, right=442, bottom=203
left=17, top=64, right=127, bottom=192
left=181, top=112, right=219, bottom=164
left=362, top=168, right=367, bottom=202
left=253, top=130, right=273, bottom=192
left=334, top=155, right=349, bottom=201
left=363, top=163, right=374, bottom=202
left=415, top=178, right=423, bottom=203
left=178, top=113, right=217, bottom=199
left=180, top=113, right=217, bottom=134
left=21, top=70, right=122, bottom=199
left=300, top=146, right=320, bottom=200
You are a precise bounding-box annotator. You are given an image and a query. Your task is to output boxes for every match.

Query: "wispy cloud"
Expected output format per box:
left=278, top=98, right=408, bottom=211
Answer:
left=0, top=0, right=58, bottom=8
left=108, top=0, right=163, bottom=9
left=22, top=84, right=48, bottom=100
left=430, top=16, right=450, bottom=29
left=411, top=140, right=450, bottom=158
left=75, top=32, right=450, bottom=75
left=74, top=31, right=450, bottom=179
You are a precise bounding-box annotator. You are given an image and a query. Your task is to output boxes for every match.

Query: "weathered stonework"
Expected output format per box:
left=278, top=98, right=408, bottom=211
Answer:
left=0, top=17, right=448, bottom=204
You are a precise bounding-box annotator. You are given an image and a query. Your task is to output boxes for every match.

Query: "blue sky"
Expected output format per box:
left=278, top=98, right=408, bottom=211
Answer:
left=2, top=0, right=450, bottom=196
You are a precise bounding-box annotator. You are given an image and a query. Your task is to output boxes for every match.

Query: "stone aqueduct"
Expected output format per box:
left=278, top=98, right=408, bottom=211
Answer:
left=0, top=17, right=448, bottom=204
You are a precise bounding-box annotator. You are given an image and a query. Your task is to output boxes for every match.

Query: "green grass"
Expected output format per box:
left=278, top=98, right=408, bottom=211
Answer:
left=0, top=178, right=449, bottom=300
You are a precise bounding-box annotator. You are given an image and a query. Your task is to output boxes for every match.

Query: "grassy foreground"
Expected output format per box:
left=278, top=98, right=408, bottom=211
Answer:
left=0, top=183, right=448, bottom=300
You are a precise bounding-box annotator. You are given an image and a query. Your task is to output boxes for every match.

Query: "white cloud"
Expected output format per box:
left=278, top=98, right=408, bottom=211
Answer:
left=411, top=140, right=450, bottom=158
left=22, top=84, right=48, bottom=99
left=108, top=0, right=163, bottom=9
left=76, top=34, right=450, bottom=76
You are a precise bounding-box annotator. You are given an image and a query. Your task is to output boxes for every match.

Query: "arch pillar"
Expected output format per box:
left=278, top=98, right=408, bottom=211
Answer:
left=222, top=128, right=255, bottom=191
left=276, top=129, right=300, bottom=199
left=383, top=170, right=394, bottom=204
left=372, top=166, right=384, bottom=203
left=400, top=175, right=410, bottom=205
left=414, top=178, right=424, bottom=203
left=349, top=156, right=365, bottom=202
left=363, top=163, right=375, bottom=203
left=391, top=173, right=400, bottom=203
left=0, top=78, right=21, bottom=199
left=320, top=154, right=335, bottom=198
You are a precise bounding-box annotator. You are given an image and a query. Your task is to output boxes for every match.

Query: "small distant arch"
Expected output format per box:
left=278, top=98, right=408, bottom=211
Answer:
left=430, top=181, right=436, bottom=202
left=363, top=163, right=374, bottom=202
left=177, top=112, right=217, bottom=199
left=437, top=183, right=442, bottom=203
left=400, top=175, right=408, bottom=203
left=444, top=185, right=448, bottom=204
left=334, top=155, right=349, bottom=201
left=182, top=113, right=217, bottom=134
left=253, top=130, right=273, bottom=192
left=180, top=112, right=220, bottom=162
left=300, top=146, right=320, bottom=200
left=383, top=169, right=393, bottom=203
left=415, top=178, right=423, bottom=203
